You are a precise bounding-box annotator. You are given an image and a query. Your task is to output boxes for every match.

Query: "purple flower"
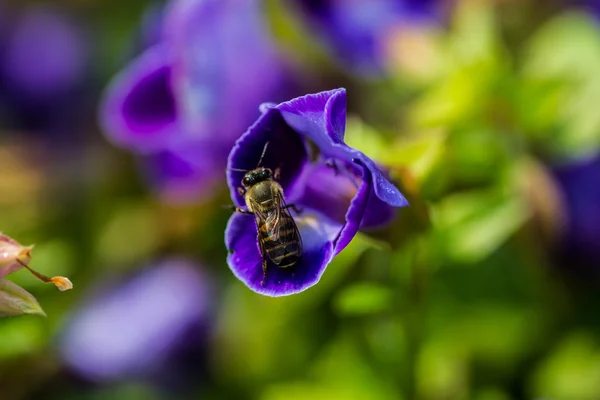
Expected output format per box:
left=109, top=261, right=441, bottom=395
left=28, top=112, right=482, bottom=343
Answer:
left=59, top=258, right=212, bottom=386
left=225, top=88, right=408, bottom=296
left=292, top=0, right=439, bottom=76
left=552, top=154, right=600, bottom=271
left=100, top=0, right=293, bottom=203
left=1, top=6, right=88, bottom=100
left=562, top=0, right=600, bottom=16
left=0, top=5, right=91, bottom=137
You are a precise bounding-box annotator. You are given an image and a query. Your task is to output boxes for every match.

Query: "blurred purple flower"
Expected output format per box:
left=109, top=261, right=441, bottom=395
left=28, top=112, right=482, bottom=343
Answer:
left=60, top=258, right=212, bottom=387
left=101, top=0, right=294, bottom=203
left=292, top=0, right=439, bottom=76
left=562, top=0, right=600, bottom=16
left=225, top=88, right=408, bottom=296
left=552, top=154, right=600, bottom=271
left=0, top=5, right=91, bottom=138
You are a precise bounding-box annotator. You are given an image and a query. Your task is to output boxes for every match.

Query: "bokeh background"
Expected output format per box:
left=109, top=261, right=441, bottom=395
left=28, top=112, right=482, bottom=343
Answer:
left=1, top=0, right=600, bottom=399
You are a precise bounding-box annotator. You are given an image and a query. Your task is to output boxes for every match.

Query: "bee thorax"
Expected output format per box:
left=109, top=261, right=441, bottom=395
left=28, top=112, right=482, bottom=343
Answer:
left=244, top=181, right=282, bottom=211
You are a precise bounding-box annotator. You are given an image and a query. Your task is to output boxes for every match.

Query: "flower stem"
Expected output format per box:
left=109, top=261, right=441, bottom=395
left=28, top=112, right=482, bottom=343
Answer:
left=17, top=259, right=73, bottom=291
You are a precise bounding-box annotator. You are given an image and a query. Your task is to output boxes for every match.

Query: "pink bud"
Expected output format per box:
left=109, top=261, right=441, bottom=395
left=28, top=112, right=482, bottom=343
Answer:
left=0, top=233, right=73, bottom=292
left=0, top=233, right=33, bottom=279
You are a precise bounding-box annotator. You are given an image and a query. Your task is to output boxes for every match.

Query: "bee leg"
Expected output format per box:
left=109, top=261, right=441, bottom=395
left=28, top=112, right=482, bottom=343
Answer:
left=326, top=159, right=360, bottom=189
left=258, top=238, right=268, bottom=286
left=237, top=187, right=246, bottom=196
left=325, top=159, right=339, bottom=176
left=261, top=258, right=268, bottom=287
left=228, top=205, right=253, bottom=215
left=284, top=204, right=303, bottom=214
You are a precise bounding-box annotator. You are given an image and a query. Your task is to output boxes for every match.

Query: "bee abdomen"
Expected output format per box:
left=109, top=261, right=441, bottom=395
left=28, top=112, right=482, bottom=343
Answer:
left=263, top=240, right=301, bottom=268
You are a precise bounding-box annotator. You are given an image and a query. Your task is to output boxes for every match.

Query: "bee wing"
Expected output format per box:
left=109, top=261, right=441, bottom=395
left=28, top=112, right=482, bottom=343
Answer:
left=275, top=192, right=303, bottom=255
left=247, top=197, right=270, bottom=230
left=248, top=196, right=284, bottom=243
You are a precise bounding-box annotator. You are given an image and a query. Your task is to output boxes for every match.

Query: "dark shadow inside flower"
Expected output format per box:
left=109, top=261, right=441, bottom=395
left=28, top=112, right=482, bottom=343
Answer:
left=362, top=188, right=398, bottom=228
left=227, top=109, right=308, bottom=207
left=101, top=46, right=178, bottom=152
left=297, top=162, right=360, bottom=224
left=122, top=62, right=176, bottom=134
left=225, top=209, right=340, bottom=296
left=297, top=157, right=397, bottom=231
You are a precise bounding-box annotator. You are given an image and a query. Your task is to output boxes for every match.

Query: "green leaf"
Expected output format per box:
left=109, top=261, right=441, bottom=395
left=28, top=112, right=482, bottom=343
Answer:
left=382, top=130, right=447, bottom=184
left=523, top=12, right=600, bottom=81
left=345, top=117, right=447, bottom=188
left=0, top=279, right=46, bottom=317
left=521, top=12, right=600, bottom=159
left=333, top=283, right=393, bottom=316
left=529, top=332, right=600, bottom=400
left=410, top=0, right=507, bottom=128
left=0, top=317, right=45, bottom=357
left=431, top=189, right=530, bottom=264
left=416, top=336, right=469, bottom=400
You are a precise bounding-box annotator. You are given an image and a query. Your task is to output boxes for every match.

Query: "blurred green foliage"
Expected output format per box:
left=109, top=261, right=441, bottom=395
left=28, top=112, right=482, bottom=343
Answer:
left=2, top=0, right=600, bottom=399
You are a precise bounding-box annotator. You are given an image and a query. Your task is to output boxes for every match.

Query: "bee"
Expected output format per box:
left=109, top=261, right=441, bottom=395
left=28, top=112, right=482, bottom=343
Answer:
left=231, top=143, right=302, bottom=286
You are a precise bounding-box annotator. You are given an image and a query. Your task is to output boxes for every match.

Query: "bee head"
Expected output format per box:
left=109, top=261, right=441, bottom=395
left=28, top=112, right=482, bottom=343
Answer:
left=241, top=167, right=272, bottom=188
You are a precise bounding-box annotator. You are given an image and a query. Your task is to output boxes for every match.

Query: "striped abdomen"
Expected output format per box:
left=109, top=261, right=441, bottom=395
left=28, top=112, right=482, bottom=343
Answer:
left=259, top=209, right=302, bottom=268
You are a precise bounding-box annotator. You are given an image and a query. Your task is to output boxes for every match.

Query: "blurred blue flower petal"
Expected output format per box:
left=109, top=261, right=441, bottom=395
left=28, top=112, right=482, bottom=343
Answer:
left=292, top=0, right=439, bottom=76
left=553, top=154, right=600, bottom=269
left=101, top=0, right=295, bottom=202
left=0, top=5, right=92, bottom=139
left=2, top=6, right=88, bottom=100
left=60, top=259, right=212, bottom=383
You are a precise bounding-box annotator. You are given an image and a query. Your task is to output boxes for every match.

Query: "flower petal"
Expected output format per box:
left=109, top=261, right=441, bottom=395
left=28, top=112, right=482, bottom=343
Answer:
left=333, top=164, right=373, bottom=254
left=165, top=0, right=289, bottom=138
left=359, top=156, right=409, bottom=207
left=225, top=209, right=340, bottom=296
left=3, top=6, right=88, bottom=99
left=100, top=45, right=178, bottom=153
left=296, top=162, right=398, bottom=231
left=553, top=154, right=600, bottom=263
left=361, top=186, right=399, bottom=228
left=278, top=89, right=408, bottom=208
left=142, top=143, right=225, bottom=204
left=60, top=259, right=210, bottom=382
left=278, top=88, right=347, bottom=145
left=296, top=163, right=357, bottom=224
left=0, top=279, right=45, bottom=317
left=0, top=234, right=32, bottom=279
left=227, top=108, right=309, bottom=207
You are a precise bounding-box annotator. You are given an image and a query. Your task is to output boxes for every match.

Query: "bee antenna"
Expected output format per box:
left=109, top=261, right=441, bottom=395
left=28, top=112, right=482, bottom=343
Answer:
left=228, top=167, right=249, bottom=172
left=256, top=141, right=270, bottom=168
